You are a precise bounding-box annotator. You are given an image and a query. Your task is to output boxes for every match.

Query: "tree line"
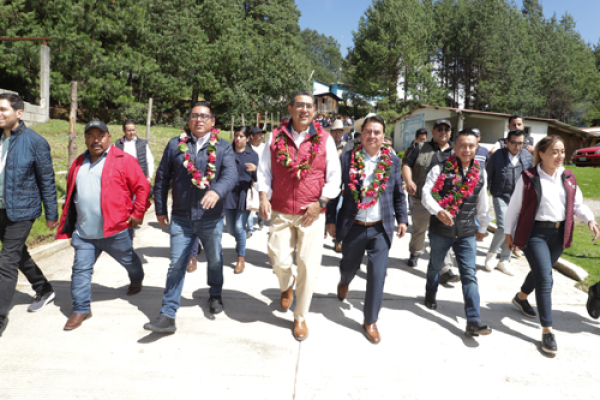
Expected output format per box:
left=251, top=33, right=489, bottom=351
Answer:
left=347, top=0, right=600, bottom=126
left=0, top=0, right=343, bottom=126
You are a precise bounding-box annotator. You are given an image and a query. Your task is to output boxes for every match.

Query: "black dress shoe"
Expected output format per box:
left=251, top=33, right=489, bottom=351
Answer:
left=541, top=332, right=557, bottom=354
left=512, top=294, right=537, bottom=318
left=586, top=286, right=600, bottom=319
left=440, top=269, right=460, bottom=284
left=144, top=315, right=176, bottom=334
left=424, top=292, right=437, bottom=310
left=465, top=321, right=492, bottom=337
left=407, top=255, right=419, bottom=267
left=209, top=295, right=224, bottom=314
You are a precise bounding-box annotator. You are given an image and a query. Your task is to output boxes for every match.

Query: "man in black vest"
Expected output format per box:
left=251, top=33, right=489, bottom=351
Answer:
left=114, top=121, right=154, bottom=182
left=421, top=129, right=493, bottom=337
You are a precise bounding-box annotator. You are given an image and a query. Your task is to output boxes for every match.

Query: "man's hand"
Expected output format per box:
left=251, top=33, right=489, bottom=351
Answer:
left=476, top=232, right=485, bottom=241
left=505, top=234, right=518, bottom=253
left=526, top=145, right=534, bottom=154
left=46, top=220, right=59, bottom=230
left=406, top=181, right=417, bottom=196
left=589, top=220, right=600, bottom=242
left=326, top=223, right=336, bottom=238
left=396, top=223, right=407, bottom=238
left=201, top=190, right=220, bottom=209
left=259, top=192, right=271, bottom=221
left=157, top=215, right=169, bottom=228
left=300, top=202, right=322, bottom=227
left=245, top=163, right=257, bottom=172
left=437, top=210, right=454, bottom=226
left=127, top=215, right=143, bottom=228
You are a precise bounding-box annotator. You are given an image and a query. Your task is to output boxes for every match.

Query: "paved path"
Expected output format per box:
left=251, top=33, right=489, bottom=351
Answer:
left=1, top=215, right=598, bottom=399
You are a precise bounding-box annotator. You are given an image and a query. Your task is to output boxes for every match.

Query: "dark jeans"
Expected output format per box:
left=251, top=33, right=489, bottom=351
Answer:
left=0, top=209, right=52, bottom=318
left=520, top=226, right=564, bottom=328
left=340, top=223, right=390, bottom=325
left=426, top=232, right=481, bottom=322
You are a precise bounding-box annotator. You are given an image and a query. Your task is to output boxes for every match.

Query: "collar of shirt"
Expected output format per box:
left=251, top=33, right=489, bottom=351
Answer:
left=537, top=164, right=564, bottom=182
left=83, top=146, right=111, bottom=166
left=362, top=148, right=380, bottom=163
left=124, top=136, right=138, bottom=143
left=291, top=126, right=309, bottom=142
left=191, top=133, right=211, bottom=153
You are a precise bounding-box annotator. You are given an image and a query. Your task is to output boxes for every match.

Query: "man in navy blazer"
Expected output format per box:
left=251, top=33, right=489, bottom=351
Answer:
left=326, top=115, right=408, bottom=344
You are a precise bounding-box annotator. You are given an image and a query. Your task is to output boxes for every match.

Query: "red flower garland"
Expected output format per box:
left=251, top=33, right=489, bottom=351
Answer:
left=178, top=129, right=219, bottom=189
left=431, top=156, right=481, bottom=217
left=274, top=122, right=323, bottom=180
left=347, top=143, right=393, bottom=209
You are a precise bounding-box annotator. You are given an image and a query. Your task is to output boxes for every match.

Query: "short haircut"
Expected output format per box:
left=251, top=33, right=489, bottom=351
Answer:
left=0, top=92, right=24, bottom=111
left=508, top=113, right=523, bottom=124
left=122, top=120, right=136, bottom=131
left=234, top=126, right=251, bottom=138
left=533, top=135, right=564, bottom=166
left=506, top=129, right=525, bottom=142
left=281, top=114, right=291, bottom=122
left=455, top=128, right=478, bottom=141
left=361, top=115, right=386, bottom=132
left=190, top=101, right=215, bottom=118
left=289, top=90, right=315, bottom=107
left=415, top=128, right=428, bottom=138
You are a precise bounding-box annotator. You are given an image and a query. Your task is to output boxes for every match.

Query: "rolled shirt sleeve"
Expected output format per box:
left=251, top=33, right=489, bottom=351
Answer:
left=257, top=135, right=273, bottom=198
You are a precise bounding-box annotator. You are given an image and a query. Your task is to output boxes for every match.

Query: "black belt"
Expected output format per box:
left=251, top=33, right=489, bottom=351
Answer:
left=354, top=220, right=382, bottom=227
left=533, top=221, right=564, bottom=229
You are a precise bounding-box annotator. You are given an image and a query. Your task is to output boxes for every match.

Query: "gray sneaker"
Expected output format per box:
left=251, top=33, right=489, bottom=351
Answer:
left=143, top=315, right=176, bottom=334
left=28, top=291, right=55, bottom=312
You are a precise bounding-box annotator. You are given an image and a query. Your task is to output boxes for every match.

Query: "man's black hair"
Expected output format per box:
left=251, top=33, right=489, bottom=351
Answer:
left=289, top=90, right=315, bottom=107
left=0, top=92, right=24, bottom=111
left=506, top=129, right=525, bottom=142
left=508, top=113, right=523, bottom=124
left=361, top=115, right=386, bottom=132
left=189, top=101, right=215, bottom=118
left=122, top=120, right=136, bottom=131
left=415, top=128, right=428, bottom=138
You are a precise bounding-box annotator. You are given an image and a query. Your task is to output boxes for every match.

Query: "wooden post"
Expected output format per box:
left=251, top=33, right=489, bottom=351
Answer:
left=256, top=113, right=259, bottom=127
left=263, top=111, right=268, bottom=130
left=146, top=97, right=153, bottom=141
left=241, top=114, right=245, bottom=126
left=230, top=116, right=234, bottom=142
left=67, top=82, right=78, bottom=166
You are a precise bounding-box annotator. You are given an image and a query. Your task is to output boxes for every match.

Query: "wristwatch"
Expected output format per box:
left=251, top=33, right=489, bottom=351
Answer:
left=318, top=198, right=328, bottom=209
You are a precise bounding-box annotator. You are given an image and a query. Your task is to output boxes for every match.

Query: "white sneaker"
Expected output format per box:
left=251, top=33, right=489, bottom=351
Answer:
left=484, top=252, right=496, bottom=272
left=513, top=249, right=524, bottom=258
left=496, top=260, right=514, bottom=276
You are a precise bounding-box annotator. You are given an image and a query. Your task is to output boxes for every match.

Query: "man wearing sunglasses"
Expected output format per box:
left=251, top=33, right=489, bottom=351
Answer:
left=402, top=119, right=459, bottom=283
left=484, top=129, right=533, bottom=276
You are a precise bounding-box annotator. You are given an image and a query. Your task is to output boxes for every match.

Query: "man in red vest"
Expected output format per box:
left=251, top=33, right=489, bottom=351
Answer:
left=258, top=90, right=341, bottom=341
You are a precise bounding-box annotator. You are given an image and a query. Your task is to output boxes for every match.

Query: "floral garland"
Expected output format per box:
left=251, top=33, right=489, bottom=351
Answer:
left=275, top=121, right=323, bottom=180
left=178, top=129, right=218, bottom=189
left=347, top=143, right=393, bottom=210
left=431, top=155, right=480, bottom=217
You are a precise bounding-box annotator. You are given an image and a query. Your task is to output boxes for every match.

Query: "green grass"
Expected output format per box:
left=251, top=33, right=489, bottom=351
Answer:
left=565, top=165, right=600, bottom=199
left=563, top=222, right=600, bottom=290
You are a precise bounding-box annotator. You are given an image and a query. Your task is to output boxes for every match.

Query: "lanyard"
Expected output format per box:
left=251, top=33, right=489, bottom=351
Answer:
left=0, top=134, right=9, bottom=175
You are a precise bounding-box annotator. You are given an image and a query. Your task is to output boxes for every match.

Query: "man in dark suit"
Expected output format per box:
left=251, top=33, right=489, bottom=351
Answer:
left=326, top=115, right=408, bottom=344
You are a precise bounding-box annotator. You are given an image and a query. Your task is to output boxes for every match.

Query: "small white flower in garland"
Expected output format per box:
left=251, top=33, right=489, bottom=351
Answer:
left=431, top=155, right=481, bottom=216
left=347, top=142, right=393, bottom=209
left=178, top=129, right=218, bottom=189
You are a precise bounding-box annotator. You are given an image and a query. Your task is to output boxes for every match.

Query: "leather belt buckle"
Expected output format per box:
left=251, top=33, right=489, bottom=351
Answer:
left=555, top=222, right=560, bottom=229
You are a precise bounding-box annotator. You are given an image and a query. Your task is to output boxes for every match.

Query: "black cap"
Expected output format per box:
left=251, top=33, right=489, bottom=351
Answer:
left=84, top=120, right=109, bottom=134
left=471, top=128, right=481, bottom=137
left=249, top=127, right=265, bottom=135
left=433, top=119, right=452, bottom=129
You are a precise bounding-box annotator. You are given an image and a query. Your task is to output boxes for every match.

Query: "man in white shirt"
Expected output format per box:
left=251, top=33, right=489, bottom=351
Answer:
left=421, top=129, right=493, bottom=337
left=114, top=121, right=155, bottom=182
left=258, top=90, right=341, bottom=341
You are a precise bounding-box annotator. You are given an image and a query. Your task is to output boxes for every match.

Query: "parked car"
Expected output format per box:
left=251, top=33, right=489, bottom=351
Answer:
left=572, top=145, right=600, bottom=166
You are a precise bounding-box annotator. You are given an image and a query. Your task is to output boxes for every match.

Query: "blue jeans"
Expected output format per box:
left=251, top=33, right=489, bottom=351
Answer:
left=225, top=209, right=249, bottom=257
left=246, top=211, right=255, bottom=234
left=426, top=232, right=481, bottom=322
left=488, top=197, right=512, bottom=261
left=520, top=226, right=564, bottom=327
left=70, top=229, right=144, bottom=313
left=160, top=216, right=224, bottom=318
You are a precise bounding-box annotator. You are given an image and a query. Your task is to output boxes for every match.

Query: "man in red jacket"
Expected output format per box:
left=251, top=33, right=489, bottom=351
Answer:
left=57, top=120, right=151, bottom=330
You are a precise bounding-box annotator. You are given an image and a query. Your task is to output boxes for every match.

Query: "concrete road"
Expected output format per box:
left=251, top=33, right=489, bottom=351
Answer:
left=1, top=215, right=598, bottom=399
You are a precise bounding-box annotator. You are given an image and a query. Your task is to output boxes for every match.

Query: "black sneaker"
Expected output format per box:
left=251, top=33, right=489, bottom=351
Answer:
left=586, top=286, right=600, bottom=319
left=209, top=295, right=224, bottom=314
left=465, top=321, right=492, bottom=337
left=512, top=294, right=537, bottom=318
left=541, top=332, right=557, bottom=354
left=439, top=269, right=460, bottom=284
left=0, top=316, right=8, bottom=337
left=28, top=291, right=56, bottom=312
left=143, top=315, right=176, bottom=334
left=424, top=292, right=437, bottom=310
left=407, top=255, right=419, bottom=267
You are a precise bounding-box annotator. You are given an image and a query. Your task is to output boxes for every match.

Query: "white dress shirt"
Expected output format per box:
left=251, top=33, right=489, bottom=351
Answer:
left=505, top=165, right=595, bottom=233
left=257, top=126, right=341, bottom=199
left=251, top=143, right=265, bottom=161
left=508, top=152, right=520, bottom=166
left=355, top=149, right=382, bottom=223
left=422, top=164, right=490, bottom=234
left=123, top=136, right=155, bottom=179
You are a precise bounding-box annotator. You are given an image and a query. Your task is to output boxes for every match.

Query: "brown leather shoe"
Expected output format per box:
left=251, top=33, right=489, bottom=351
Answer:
left=334, top=242, right=342, bottom=253
left=64, top=313, right=92, bottom=330
left=234, top=257, right=245, bottom=274
left=364, top=322, right=381, bottom=344
left=293, top=320, right=309, bottom=341
left=187, top=256, right=197, bottom=273
left=280, top=275, right=295, bottom=311
left=337, top=281, right=349, bottom=301
left=127, top=281, right=143, bottom=296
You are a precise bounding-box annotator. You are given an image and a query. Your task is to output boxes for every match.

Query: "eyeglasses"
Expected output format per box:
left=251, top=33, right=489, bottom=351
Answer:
left=84, top=132, right=108, bottom=140
left=363, top=129, right=383, bottom=136
left=293, top=102, right=314, bottom=110
left=190, top=113, right=212, bottom=121
left=436, top=127, right=451, bottom=132
left=508, top=140, right=524, bottom=146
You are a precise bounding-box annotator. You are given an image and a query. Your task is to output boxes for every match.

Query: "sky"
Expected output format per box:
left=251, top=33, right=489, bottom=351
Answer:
left=297, top=0, right=600, bottom=58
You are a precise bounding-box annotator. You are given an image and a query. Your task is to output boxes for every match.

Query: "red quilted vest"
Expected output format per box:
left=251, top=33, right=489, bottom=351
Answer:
left=270, top=121, right=330, bottom=215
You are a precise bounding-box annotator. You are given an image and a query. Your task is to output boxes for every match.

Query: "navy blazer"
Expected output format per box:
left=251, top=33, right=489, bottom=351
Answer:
left=155, top=132, right=236, bottom=221
left=327, top=149, right=408, bottom=245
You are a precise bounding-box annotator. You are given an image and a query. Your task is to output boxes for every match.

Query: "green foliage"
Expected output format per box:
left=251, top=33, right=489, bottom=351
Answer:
left=301, top=28, right=343, bottom=83
left=563, top=223, right=600, bottom=289
left=110, top=102, right=150, bottom=126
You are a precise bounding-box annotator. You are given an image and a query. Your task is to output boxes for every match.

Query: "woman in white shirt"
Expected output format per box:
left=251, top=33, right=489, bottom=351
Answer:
left=504, top=136, right=599, bottom=355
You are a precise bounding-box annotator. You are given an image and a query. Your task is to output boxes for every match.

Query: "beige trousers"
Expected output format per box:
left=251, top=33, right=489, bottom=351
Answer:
left=268, top=211, right=325, bottom=323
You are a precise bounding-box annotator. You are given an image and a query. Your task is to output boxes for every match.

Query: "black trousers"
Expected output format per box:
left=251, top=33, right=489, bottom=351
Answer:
left=0, top=209, right=52, bottom=318
left=340, top=222, right=390, bottom=325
